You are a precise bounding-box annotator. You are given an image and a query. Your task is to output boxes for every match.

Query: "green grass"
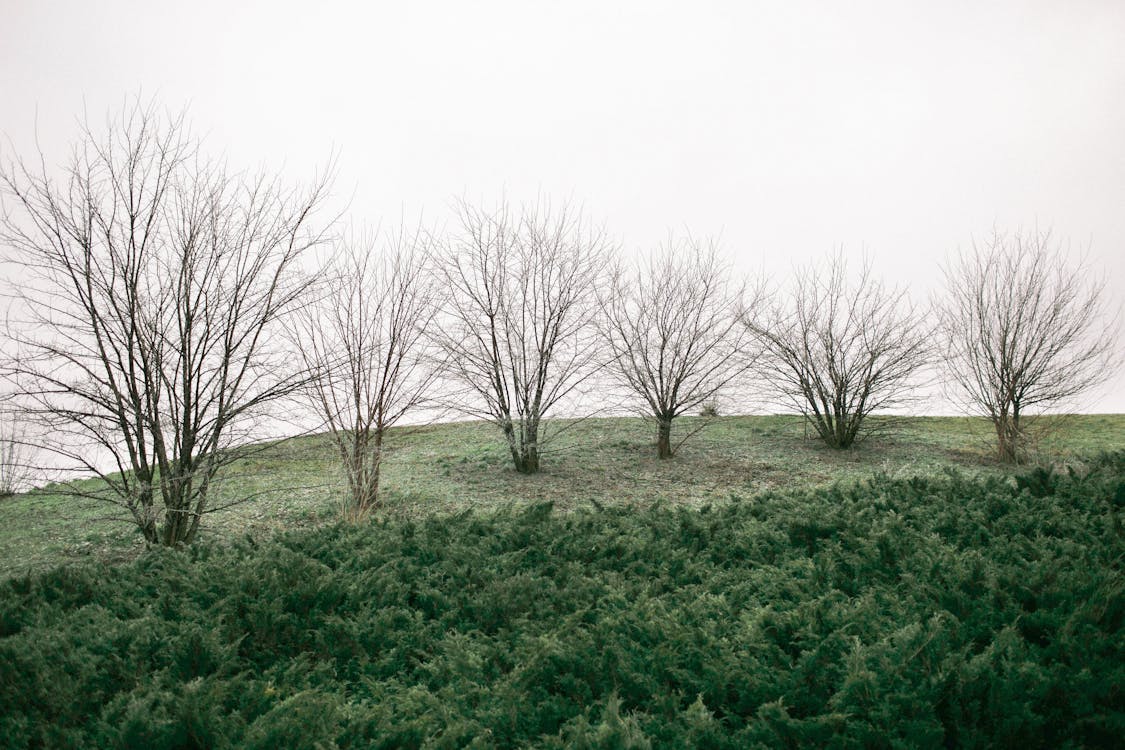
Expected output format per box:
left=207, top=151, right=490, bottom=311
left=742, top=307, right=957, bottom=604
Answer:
left=1, top=414, right=1123, bottom=580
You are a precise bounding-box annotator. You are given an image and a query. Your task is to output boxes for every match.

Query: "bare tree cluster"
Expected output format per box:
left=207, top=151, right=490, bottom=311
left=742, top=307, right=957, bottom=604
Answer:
left=600, top=236, right=757, bottom=458
left=434, top=199, right=612, bottom=474
left=742, top=253, right=933, bottom=449
left=2, top=101, right=1122, bottom=551
left=0, top=102, right=331, bottom=545
left=293, top=227, right=440, bottom=518
left=937, top=229, right=1120, bottom=462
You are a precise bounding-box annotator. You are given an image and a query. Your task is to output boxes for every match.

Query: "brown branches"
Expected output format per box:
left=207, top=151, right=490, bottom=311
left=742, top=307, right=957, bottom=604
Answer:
left=937, top=229, right=1121, bottom=462
left=292, top=226, right=440, bottom=518
left=599, top=236, right=756, bottom=458
left=434, top=198, right=612, bottom=473
left=0, top=99, right=332, bottom=544
left=743, top=252, right=932, bottom=449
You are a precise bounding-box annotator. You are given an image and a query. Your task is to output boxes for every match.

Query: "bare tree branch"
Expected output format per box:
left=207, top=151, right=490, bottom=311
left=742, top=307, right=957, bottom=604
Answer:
left=0, top=99, right=333, bottom=545
left=433, top=197, right=612, bottom=474
left=599, top=235, right=758, bottom=458
left=0, top=405, right=37, bottom=497
left=291, top=224, right=441, bottom=519
left=937, top=228, right=1121, bottom=462
left=742, top=251, right=932, bottom=449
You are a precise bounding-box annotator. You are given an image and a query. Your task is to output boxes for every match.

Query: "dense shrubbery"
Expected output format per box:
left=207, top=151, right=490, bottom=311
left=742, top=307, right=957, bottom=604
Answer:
left=1, top=454, right=1123, bottom=748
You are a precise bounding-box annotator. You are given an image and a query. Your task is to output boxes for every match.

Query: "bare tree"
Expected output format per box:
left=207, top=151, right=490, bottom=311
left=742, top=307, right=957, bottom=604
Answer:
left=0, top=100, right=331, bottom=545
left=293, top=227, right=440, bottom=519
left=742, top=252, right=931, bottom=449
left=0, top=407, right=35, bottom=497
left=599, top=236, right=756, bottom=458
left=435, top=198, right=612, bottom=474
left=937, top=229, right=1120, bottom=463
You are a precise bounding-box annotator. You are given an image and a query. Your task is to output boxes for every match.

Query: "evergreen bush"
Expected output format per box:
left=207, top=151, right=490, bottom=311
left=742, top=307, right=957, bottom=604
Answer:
left=1, top=453, right=1122, bottom=747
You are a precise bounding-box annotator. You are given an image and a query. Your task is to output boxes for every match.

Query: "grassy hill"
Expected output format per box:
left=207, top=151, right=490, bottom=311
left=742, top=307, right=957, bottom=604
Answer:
left=2, top=414, right=1123, bottom=580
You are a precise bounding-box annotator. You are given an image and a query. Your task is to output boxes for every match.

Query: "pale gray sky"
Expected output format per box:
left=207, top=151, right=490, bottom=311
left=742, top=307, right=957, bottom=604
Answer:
left=2, top=0, right=1123, bottom=411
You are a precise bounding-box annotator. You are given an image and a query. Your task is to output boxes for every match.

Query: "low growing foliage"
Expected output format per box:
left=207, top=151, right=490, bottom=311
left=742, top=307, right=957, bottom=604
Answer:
left=1, top=454, right=1123, bottom=748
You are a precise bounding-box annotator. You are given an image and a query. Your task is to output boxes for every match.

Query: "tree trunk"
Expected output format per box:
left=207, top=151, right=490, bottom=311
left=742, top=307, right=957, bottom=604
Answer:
left=342, top=428, right=383, bottom=519
left=503, top=420, right=523, bottom=472
left=141, top=520, right=159, bottom=545
left=995, top=411, right=1024, bottom=463
left=813, top=415, right=839, bottom=448
left=519, top=444, right=540, bottom=474
left=161, top=495, right=191, bottom=547
left=656, top=416, right=673, bottom=459
left=519, top=421, right=540, bottom=474
left=996, top=422, right=1014, bottom=462
left=836, top=410, right=858, bottom=449
left=185, top=500, right=204, bottom=545
left=500, top=416, right=543, bottom=474
left=360, top=431, right=384, bottom=513
left=138, top=492, right=160, bottom=545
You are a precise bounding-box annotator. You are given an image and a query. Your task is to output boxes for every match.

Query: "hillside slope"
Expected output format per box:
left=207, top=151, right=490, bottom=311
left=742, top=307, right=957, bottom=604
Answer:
left=1, top=414, right=1123, bottom=579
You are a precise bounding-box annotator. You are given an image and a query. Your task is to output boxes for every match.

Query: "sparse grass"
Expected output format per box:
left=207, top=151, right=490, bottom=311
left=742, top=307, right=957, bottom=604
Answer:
left=1, top=414, right=1122, bottom=579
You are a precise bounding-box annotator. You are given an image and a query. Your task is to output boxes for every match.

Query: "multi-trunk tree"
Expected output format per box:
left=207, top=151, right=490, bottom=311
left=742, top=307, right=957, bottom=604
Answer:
left=435, top=199, right=611, bottom=474
left=937, top=229, right=1120, bottom=462
left=0, top=101, right=331, bottom=545
left=742, top=252, right=932, bottom=449
left=293, top=227, right=440, bottom=518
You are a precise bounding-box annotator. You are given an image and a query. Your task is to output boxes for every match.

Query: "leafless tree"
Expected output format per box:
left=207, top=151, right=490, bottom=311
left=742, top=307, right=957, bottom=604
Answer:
left=0, top=100, right=332, bottom=545
left=0, top=407, right=35, bottom=497
left=293, top=227, right=440, bottom=519
left=742, top=252, right=932, bottom=449
left=435, top=198, right=612, bottom=474
left=937, top=229, right=1120, bottom=463
left=599, top=236, right=757, bottom=458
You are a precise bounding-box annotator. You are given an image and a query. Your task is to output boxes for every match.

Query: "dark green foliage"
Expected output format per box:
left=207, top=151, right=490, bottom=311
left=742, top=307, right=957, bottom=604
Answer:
left=2, top=453, right=1123, bottom=748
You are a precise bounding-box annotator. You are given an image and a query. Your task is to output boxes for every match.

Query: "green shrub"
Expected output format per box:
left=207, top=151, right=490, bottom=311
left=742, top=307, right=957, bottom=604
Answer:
left=1, top=453, right=1123, bottom=747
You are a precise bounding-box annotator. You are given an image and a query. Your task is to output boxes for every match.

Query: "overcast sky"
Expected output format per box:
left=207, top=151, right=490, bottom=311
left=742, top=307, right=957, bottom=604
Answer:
left=2, top=0, right=1123, bottom=412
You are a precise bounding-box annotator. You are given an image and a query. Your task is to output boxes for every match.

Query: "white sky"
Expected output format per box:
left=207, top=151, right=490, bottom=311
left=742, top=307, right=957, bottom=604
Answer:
left=2, top=0, right=1123, bottom=413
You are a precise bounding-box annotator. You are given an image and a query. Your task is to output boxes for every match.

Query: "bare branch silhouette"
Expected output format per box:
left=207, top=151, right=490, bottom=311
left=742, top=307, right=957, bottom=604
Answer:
left=0, top=99, right=333, bottom=545
left=292, top=225, right=441, bottom=519
left=742, top=251, right=932, bottom=449
left=937, top=228, right=1121, bottom=462
left=599, top=235, right=759, bottom=458
left=433, top=198, right=612, bottom=474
